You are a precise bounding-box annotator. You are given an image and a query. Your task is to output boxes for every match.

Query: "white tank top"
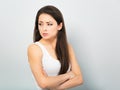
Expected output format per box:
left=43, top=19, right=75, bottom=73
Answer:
left=33, top=42, right=61, bottom=90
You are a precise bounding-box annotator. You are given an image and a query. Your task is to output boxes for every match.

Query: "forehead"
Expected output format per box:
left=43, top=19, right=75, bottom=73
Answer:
left=38, top=13, right=56, bottom=22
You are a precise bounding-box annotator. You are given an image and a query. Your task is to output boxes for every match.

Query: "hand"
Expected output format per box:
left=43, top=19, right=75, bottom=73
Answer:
left=67, top=71, right=75, bottom=79
left=50, top=87, right=64, bottom=90
left=42, top=69, right=48, bottom=77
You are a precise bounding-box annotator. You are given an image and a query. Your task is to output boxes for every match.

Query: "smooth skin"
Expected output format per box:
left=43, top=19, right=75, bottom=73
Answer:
left=27, top=13, right=83, bottom=90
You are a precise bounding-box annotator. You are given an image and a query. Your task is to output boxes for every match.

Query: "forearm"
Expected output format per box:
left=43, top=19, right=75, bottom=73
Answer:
left=44, top=71, right=74, bottom=89
left=45, top=73, right=69, bottom=88
left=55, top=74, right=83, bottom=90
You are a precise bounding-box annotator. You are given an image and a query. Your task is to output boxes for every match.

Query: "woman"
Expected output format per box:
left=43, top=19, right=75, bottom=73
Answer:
left=27, top=5, right=83, bottom=90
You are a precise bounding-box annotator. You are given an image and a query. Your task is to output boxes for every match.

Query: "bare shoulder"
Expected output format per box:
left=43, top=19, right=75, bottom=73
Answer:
left=68, top=43, right=77, bottom=61
left=27, top=43, right=42, bottom=62
left=27, top=43, right=42, bottom=54
left=68, top=43, right=74, bottom=54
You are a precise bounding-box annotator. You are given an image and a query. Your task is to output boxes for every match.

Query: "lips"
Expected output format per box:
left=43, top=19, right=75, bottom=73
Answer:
left=42, top=33, right=48, bottom=37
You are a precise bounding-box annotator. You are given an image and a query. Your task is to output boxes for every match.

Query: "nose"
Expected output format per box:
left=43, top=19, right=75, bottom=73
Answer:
left=43, top=25, right=47, bottom=31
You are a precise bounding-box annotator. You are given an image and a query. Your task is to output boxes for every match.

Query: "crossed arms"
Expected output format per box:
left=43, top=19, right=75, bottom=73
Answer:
left=27, top=44, right=83, bottom=90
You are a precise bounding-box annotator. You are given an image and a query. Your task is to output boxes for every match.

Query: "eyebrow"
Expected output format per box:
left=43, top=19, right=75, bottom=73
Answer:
left=38, top=21, right=52, bottom=23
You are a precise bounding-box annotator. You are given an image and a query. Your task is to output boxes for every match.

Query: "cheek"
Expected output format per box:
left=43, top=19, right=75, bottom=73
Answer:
left=51, top=30, right=59, bottom=36
left=38, top=29, right=42, bottom=35
left=38, top=26, right=41, bottom=31
left=51, top=27, right=58, bottom=33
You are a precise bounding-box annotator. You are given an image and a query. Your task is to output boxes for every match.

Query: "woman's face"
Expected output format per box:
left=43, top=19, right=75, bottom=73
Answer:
left=38, top=13, right=62, bottom=40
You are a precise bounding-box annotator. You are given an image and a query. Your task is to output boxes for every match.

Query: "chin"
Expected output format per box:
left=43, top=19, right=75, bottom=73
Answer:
left=42, top=37, right=50, bottom=40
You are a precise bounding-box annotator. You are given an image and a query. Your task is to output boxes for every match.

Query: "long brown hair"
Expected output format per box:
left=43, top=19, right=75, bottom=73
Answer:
left=33, top=5, right=70, bottom=74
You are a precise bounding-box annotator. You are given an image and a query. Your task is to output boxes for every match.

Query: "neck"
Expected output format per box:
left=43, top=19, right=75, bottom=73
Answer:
left=40, top=38, right=57, bottom=49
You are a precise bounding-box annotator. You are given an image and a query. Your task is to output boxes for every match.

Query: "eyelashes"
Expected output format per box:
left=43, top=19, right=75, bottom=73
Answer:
left=48, top=23, right=53, bottom=26
left=38, top=23, right=53, bottom=26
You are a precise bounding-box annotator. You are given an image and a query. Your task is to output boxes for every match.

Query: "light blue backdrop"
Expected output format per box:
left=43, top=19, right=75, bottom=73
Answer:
left=0, top=0, right=120, bottom=90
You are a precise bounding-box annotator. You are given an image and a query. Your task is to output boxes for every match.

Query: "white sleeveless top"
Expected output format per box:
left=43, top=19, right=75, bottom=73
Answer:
left=33, top=42, right=61, bottom=90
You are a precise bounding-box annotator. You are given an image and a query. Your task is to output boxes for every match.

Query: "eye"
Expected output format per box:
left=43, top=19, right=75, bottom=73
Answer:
left=48, top=23, right=53, bottom=26
left=38, top=23, right=42, bottom=26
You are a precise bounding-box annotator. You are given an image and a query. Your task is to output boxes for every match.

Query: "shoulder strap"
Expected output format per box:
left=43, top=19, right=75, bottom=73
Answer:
left=34, top=42, right=45, bottom=52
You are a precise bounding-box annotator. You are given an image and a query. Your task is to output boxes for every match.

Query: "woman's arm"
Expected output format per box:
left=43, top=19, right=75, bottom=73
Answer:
left=53, top=44, right=83, bottom=90
left=54, top=74, right=82, bottom=90
left=27, top=44, right=74, bottom=89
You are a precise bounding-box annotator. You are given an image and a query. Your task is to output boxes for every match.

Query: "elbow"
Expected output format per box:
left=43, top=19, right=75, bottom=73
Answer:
left=37, top=79, right=48, bottom=89
left=79, top=78, right=83, bottom=85
left=38, top=82, right=47, bottom=89
left=77, top=75, right=84, bottom=85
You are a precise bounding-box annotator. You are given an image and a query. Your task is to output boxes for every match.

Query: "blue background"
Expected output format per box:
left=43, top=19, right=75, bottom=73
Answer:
left=0, top=0, right=120, bottom=90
